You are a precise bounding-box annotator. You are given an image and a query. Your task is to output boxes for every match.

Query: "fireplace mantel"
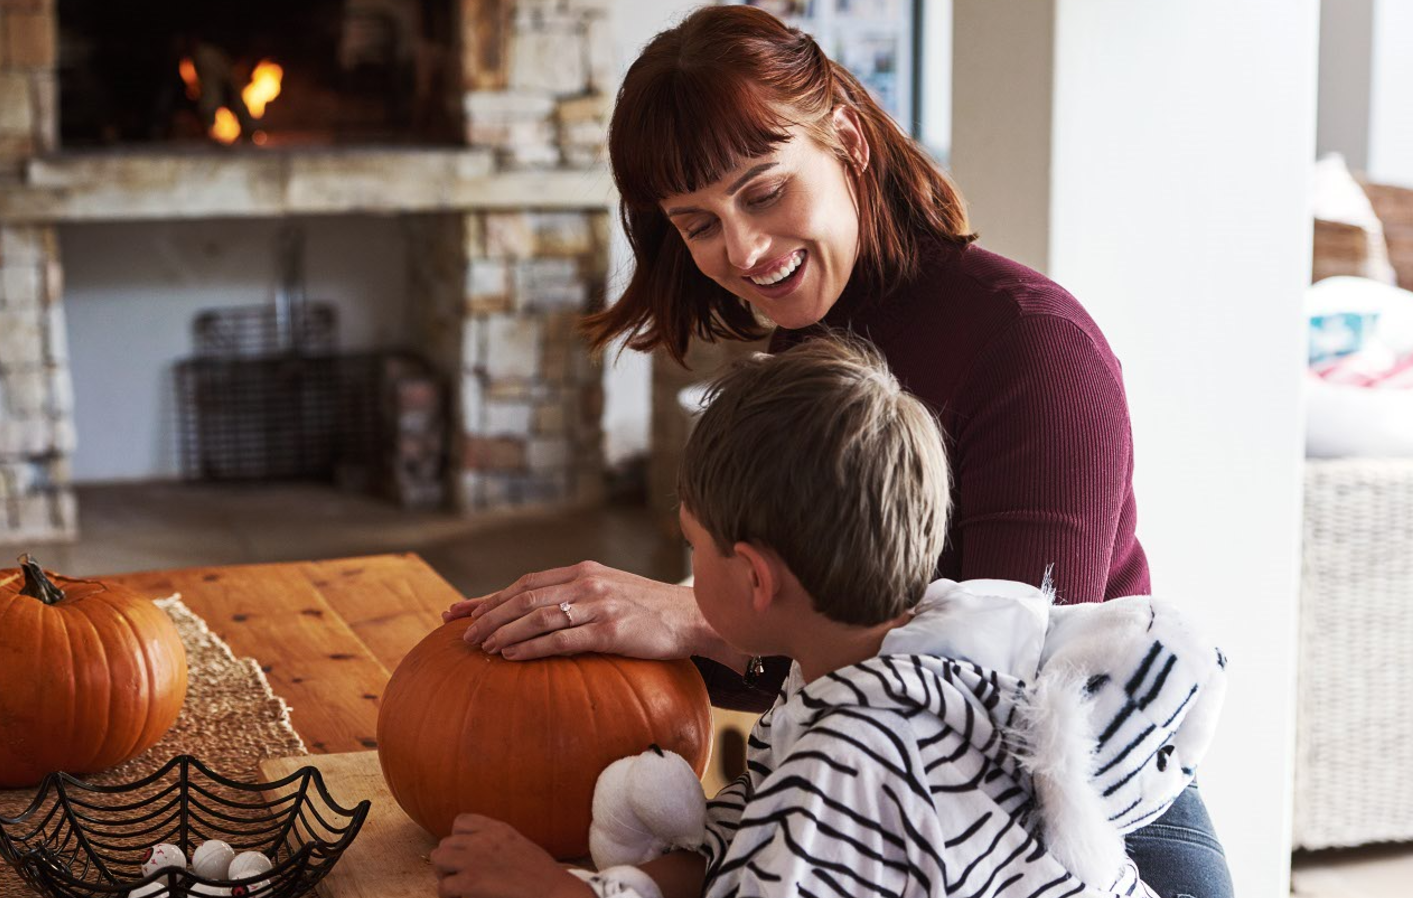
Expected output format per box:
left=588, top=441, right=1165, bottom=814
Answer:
left=0, top=149, right=616, bottom=224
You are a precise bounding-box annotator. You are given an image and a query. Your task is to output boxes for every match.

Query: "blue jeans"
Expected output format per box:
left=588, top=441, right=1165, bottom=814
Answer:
left=1124, top=783, right=1234, bottom=898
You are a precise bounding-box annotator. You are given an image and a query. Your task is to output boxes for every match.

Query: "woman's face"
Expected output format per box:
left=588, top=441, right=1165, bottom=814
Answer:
left=659, top=110, right=866, bottom=330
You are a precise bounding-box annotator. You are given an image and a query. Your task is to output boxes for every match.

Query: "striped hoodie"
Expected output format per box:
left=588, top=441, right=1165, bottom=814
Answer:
left=694, top=578, right=1225, bottom=898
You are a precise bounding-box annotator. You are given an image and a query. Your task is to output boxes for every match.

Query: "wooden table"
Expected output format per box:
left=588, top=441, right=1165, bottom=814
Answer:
left=84, top=553, right=744, bottom=897
left=109, top=552, right=749, bottom=796
left=108, top=553, right=462, bottom=754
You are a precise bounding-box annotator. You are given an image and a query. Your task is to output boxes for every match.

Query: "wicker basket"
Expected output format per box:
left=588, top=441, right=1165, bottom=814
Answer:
left=1294, top=458, right=1413, bottom=849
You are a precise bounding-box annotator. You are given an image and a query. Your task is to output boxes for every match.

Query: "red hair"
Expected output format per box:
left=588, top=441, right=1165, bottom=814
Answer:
left=584, top=4, right=974, bottom=364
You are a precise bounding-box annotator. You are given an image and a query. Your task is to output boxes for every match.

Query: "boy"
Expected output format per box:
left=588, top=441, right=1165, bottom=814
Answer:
left=433, top=338, right=1224, bottom=898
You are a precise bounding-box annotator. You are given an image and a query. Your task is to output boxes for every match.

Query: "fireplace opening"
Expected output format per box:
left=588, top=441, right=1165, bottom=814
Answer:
left=58, top=0, right=462, bottom=148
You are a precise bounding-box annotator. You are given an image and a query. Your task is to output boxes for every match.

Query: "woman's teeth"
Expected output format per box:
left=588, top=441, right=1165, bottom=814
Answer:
left=750, top=250, right=805, bottom=286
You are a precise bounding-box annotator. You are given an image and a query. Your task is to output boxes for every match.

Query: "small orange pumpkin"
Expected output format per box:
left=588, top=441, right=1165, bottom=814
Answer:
left=0, top=556, right=188, bottom=788
left=376, top=620, right=712, bottom=859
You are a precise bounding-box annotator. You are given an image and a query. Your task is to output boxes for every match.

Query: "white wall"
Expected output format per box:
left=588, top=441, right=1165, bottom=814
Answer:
left=949, top=0, right=1055, bottom=272
left=61, top=216, right=410, bottom=482
left=953, top=2, right=1316, bottom=895
left=1315, top=0, right=1413, bottom=186
left=1367, top=0, right=1413, bottom=187
left=918, top=0, right=953, bottom=162
left=598, top=0, right=702, bottom=465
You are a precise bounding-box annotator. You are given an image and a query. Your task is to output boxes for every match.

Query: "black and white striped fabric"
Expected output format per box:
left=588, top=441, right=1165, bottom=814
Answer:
left=692, top=579, right=1225, bottom=898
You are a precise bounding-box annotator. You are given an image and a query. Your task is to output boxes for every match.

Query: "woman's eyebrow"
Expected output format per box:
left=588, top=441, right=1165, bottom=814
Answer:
left=724, top=162, right=778, bottom=195
left=664, top=162, right=779, bottom=217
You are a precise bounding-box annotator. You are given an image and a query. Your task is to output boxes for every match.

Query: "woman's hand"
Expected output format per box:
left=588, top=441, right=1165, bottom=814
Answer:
left=430, top=814, right=593, bottom=898
left=442, top=562, right=722, bottom=663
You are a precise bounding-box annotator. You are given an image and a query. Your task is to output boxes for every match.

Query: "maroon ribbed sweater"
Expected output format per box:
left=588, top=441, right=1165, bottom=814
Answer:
left=699, top=239, right=1150, bottom=711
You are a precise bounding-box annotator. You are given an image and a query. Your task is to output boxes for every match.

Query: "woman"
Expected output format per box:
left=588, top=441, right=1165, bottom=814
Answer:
left=441, top=6, right=1231, bottom=897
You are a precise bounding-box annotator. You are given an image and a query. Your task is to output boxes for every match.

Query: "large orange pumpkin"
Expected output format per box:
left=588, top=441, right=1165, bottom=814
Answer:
left=376, top=620, right=712, bottom=859
left=0, top=556, right=188, bottom=788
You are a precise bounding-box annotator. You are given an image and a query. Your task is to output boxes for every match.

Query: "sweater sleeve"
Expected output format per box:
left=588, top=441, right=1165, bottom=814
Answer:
left=950, top=314, right=1136, bottom=604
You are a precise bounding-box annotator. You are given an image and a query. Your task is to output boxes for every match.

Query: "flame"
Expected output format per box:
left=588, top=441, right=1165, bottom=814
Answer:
left=177, top=55, right=283, bottom=144
left=178, top=57, right=200, bottom=101
left=242, top=60, right=283, bottom=120
left=211, top=108, right=241, bottom=145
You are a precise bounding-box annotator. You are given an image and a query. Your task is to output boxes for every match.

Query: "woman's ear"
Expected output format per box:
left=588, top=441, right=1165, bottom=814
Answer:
left=733, top=541, right=780, bottom=615
left=832, top=105, right=870, bottom=173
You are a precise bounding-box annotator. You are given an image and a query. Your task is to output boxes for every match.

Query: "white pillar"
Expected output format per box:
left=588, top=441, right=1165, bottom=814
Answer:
left=951, top=3, right=1317, bottom=896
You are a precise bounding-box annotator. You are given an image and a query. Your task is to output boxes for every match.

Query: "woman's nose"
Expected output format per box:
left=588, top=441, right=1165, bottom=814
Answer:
left=723, top=220, right=770, bottom=272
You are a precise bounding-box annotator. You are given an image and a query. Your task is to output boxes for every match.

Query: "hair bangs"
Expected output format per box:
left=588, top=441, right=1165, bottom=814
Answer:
left=612, top=65, right=794, bottom=209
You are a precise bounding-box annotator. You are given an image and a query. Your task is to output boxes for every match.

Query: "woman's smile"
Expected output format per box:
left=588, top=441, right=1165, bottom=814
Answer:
left=744, top=249, right=808, bottom=298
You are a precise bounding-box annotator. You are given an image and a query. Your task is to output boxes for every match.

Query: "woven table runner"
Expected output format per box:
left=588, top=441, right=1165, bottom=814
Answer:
left=0, top=595, right=308, bottom=894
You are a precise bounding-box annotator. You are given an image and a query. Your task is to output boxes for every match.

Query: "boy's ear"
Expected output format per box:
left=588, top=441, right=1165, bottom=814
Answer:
left=732, top=541, right=780, bottom=615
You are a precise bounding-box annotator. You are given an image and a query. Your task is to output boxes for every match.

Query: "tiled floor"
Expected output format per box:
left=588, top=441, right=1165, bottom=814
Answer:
left=8, top=482, right=1410, bottom=896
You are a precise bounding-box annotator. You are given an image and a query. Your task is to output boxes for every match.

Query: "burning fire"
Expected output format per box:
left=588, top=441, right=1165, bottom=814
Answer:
left=211, top=108, right=241, bottom=144
left=178, top=58, right=200, bottom=101
left=178, top=56, right=284, bottom=145
left=242, top=61, right=284, bottom=119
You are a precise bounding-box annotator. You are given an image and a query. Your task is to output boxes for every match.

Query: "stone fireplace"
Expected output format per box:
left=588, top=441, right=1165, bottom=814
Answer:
left=0, top=0, right=618, bottom=543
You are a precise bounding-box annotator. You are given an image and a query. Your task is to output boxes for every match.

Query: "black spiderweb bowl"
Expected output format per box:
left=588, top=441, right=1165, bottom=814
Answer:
left=0, top=755, right=369, bottom=897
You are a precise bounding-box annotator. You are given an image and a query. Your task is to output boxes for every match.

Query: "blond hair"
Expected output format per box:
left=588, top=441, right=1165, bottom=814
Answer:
left=679, top=336, right=950, bottom=625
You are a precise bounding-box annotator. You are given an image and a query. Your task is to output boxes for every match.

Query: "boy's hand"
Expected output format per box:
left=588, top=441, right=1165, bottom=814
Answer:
left=430, top=814, right=592, bottom=898
left=442, top=562, right=710, bottom=662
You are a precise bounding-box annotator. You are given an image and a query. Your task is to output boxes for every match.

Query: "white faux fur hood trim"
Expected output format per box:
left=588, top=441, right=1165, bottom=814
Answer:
left=778, top=579, right=1226, bottom=889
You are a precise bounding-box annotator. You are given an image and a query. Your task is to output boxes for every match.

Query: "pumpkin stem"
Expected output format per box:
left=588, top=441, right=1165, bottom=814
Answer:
left=18, top=554, right=66, bottom=605
left=648, top=743, right=664, bottom=757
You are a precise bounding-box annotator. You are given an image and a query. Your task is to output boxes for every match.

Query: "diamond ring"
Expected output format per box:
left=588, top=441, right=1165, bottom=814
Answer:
left=559, top=601, right=574, bottom=625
